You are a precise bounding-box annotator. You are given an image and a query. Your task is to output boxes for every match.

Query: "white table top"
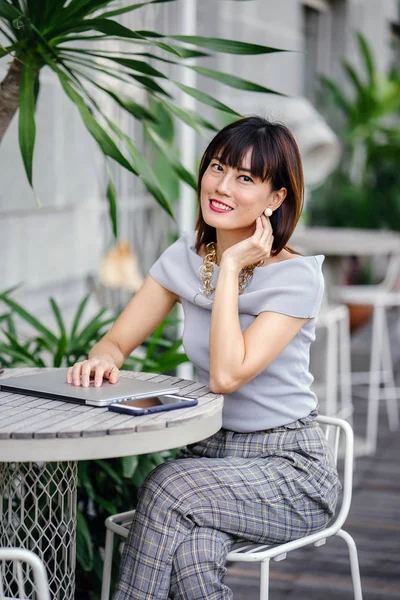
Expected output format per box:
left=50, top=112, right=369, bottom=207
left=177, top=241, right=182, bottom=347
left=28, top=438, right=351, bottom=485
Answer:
left=0, top=368, right=223, bottom=462
left=291, top=226, right=400, bottom=256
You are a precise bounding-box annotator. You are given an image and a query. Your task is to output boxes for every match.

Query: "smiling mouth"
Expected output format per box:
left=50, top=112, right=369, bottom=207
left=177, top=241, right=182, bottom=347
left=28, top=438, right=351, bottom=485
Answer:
left=209, top=199, right=233, bottom=212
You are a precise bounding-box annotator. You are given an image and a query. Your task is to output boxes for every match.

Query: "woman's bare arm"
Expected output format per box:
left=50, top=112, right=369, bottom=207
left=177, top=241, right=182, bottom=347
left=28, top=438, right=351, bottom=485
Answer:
left=209, top=261, right=307, bottom=394
left=67, top=275, right=178, bottom=386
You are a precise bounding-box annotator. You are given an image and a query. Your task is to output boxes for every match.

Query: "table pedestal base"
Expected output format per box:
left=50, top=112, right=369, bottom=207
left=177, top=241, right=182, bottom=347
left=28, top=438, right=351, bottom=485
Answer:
left=0, top=461, right=77, bottom=600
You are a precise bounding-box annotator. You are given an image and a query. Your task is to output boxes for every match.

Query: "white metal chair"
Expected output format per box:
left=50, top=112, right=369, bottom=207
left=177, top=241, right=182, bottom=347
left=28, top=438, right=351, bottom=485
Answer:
left=101, top=415, right=363, bottom=600
left=333, top=253, right=400, bottom=454
left=314, top=304, right=353, bottom=422
left=0, top=548, right=50, bottom=600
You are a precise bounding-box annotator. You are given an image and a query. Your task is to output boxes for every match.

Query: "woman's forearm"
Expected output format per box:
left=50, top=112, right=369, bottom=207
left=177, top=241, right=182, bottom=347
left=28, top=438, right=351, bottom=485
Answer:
left=88, top=337, right=125, bottom=368
left=209, top=259, right=246, bottom=393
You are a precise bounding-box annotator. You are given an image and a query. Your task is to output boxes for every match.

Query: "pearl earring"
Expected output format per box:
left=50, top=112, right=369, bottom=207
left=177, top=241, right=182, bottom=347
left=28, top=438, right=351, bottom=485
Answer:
left=264, top=208, right=273, bottom=217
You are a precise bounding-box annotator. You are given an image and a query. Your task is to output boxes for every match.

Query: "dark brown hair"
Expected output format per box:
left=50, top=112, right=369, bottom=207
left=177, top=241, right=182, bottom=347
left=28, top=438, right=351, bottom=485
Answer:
left=195, top=116, right=304, bottom=255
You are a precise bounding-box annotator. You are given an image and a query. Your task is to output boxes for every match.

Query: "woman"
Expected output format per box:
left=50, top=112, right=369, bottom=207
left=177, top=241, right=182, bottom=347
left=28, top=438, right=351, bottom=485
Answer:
left=68, top=116, right=340, bottom=600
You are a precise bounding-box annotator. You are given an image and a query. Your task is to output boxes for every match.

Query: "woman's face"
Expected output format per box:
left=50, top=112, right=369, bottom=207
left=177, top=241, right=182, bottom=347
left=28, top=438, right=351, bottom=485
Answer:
left=200, top=148, right=276, bottom=231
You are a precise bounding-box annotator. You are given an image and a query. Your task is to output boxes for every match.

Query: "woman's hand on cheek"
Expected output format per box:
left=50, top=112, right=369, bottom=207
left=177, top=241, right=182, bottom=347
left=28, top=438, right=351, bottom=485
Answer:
left=220, top=215, right=274, bottom=272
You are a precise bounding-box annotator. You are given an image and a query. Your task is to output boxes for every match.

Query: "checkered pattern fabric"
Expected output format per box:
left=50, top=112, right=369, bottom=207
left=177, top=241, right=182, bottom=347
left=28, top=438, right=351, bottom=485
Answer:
left=114, top=414, right=340, bottom=600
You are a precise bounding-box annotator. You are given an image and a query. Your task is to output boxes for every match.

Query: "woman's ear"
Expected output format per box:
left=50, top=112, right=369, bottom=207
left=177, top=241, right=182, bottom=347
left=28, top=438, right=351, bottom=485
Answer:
left=269, top=187, right=287, bottom=211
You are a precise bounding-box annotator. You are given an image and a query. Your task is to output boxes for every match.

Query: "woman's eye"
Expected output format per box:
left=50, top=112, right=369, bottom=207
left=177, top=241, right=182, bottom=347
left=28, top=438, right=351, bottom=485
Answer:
left=239, top=175, right=254, bottom=183
left=211, top=162, right=223, bottom=171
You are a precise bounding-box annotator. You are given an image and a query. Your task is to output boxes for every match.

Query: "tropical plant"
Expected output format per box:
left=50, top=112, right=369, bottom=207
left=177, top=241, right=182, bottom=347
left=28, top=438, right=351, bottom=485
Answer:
left=0, top=289, right=188, bottom=371
left=309, top=32, right=400, bottom=232
left=0, top=289, right=189, bottom=596
left=0, top=0, right=284, bottom=232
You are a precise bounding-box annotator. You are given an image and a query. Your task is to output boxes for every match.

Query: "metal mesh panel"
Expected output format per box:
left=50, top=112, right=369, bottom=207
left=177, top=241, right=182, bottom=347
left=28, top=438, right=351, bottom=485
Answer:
left=0, top=462, right=77, bottom=600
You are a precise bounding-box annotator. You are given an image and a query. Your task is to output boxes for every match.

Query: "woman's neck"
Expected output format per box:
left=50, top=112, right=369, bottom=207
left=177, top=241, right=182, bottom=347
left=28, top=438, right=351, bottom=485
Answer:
left=215, top=227, right=254, bottom=264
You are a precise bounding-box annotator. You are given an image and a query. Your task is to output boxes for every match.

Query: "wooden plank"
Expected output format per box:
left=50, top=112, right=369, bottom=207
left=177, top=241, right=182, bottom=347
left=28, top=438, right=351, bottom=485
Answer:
left=10, top=409, right=74, bottom=439
left=0, top=408, right=48, bottom=438
left=38, top=409, right=105, bottom=439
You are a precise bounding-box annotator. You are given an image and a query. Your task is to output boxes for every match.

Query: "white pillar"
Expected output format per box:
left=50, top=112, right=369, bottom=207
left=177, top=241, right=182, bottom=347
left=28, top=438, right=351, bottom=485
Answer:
left=177, top=0, right=197, bottom=380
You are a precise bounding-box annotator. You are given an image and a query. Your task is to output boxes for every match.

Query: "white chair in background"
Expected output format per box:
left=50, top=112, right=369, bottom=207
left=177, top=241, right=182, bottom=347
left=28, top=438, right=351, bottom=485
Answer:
left=100, top=416, right=363, bottom=600
left=0, top=548, right=50, bottom=600
left=314, top=303, right=353, bottom=423
left=333, top=253, right=400, bottom=454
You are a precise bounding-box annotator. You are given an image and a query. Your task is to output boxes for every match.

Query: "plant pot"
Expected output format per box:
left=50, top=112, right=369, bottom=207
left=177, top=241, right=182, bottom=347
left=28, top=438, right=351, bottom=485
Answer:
left=347, top=303, right=374, bottom=333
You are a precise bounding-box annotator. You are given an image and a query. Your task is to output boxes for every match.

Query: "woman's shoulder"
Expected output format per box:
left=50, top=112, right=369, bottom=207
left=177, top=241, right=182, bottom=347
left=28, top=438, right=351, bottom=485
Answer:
left=258, top=253, right=324, bottom=280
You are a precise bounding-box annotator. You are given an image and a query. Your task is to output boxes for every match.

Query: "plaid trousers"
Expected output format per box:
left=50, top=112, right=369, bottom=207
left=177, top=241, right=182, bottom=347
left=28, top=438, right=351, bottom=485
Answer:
left=114, top=413, right=340, bottom=600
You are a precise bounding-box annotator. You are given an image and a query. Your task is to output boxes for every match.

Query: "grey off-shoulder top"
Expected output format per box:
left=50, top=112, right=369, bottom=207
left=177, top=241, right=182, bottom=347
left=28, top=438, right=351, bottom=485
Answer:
left=149, top=232, right=325, bottom=432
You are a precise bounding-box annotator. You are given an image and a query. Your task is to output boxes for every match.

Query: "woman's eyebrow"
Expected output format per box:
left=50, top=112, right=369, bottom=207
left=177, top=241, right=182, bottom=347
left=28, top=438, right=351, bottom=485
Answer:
left=211, top=157, right=253, bottom=173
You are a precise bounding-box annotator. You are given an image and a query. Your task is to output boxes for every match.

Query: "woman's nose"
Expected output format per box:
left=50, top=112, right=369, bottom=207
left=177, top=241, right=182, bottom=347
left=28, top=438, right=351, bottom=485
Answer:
left=215, top=175, right=232, bottom=196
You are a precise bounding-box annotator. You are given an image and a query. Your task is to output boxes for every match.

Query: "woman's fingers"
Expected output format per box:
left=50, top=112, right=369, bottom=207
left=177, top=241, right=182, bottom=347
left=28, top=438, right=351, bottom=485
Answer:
left=108, top=365, right=120, bottom=384
left=81, top=359, right=97, bottom=387
left=66, top=366, right=73, bottom=384
left=67, top=358, right=118, bottom=387
left=94, top=364, right=106, bottom=388
left=260, top=215, right=274, bottom=256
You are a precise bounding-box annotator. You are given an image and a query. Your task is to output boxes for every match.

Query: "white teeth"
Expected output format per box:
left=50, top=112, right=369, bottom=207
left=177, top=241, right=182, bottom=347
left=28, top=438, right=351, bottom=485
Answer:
left=211, top=200, right=233, bottom=211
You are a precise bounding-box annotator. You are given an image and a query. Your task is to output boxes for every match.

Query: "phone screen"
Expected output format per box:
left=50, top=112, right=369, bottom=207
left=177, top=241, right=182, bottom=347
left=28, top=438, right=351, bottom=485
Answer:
left=121, top=397, right=164, bottom=408
left=118, top=395, right=191, bottom=409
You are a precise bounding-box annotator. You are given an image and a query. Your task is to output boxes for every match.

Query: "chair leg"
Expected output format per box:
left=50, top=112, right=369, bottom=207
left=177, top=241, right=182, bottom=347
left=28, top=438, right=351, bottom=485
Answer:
left=381, top=310, right=399, bottom=432
left=259, top=559, right=270, bottom=600
left=101, top=527, right=115, bottom=600
left=366, top=305, right=384, bottom=454
left=335, top=529, right=363, bottom=600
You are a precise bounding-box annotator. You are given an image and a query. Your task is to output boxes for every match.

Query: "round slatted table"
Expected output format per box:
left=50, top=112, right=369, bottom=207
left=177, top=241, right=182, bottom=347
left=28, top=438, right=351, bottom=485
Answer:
left=0, top=368, right=223, bottom=600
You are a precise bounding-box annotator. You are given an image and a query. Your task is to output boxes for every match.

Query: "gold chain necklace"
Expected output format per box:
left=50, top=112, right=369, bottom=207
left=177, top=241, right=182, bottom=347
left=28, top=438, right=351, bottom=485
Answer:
left=193, top=242, right=257, bottom=305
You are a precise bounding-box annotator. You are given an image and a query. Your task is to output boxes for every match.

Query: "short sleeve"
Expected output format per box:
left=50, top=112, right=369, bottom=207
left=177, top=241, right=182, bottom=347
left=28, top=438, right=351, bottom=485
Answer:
left=250, top=256, right=325, bottom=319
left=148, top=235, right=187, bottom=296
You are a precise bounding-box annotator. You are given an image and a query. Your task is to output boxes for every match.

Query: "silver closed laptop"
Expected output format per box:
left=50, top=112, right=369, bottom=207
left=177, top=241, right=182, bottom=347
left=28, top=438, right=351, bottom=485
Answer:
left=0, top=369, right=178, bottom=407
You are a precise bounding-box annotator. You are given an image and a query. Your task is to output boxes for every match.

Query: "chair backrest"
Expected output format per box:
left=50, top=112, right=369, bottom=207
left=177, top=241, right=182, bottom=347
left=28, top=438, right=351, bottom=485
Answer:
left=381, top=253, right=400, bottom=291
left=0, top=548, right=50, bottom=600
left=316, top=415, right=354, bottom=532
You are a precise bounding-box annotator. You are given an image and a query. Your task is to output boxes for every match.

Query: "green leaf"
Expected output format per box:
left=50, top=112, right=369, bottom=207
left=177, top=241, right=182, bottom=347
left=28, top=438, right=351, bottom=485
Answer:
left=93, top=54, right=167, bottom=78
left=171, top=35, right=285, bottom=55
left=58, top=73, right=139, bottom=176
left=0, top=283, right=23, bottom=297
left=343, top=61, right=366, bottom=98
left=53, top=333, right=67, bottom=367
left=0, top=45, right=11, bottom=58
left=76, top=509, right=94, bottom=572
left=94, top=83, right=157, bottom=123
left=0, top=0, right=21, bottom=21
left=155, top=42, right=209, bottom=59
left=158, top=96, right=218, bottom=135
left=78, top=462, right=96, bottom=500
left=73, top=314, right=114, bottom=348
left=70, top=294, right=90, bottom=340
left=357, top=32, right=376, bottom=88
left=192, top=65, right=284, bottom=95
left=58, top=18, right=147, bottom=40
left=107, top=119, right=174, bottom=218
left=50, top=297, right=66, bottom=338
left=174, top=81, right=241, bottom=116
left=145, top=127, right=197, bottom=190
left=129, top=73, right=172, bottom=97
left=106, top=176, right=118, bottom=241
left=0, top=296, right=58, bottom=345
left=0, top=343, right=43, bottom=367
left=122, top=455, right=139, bottom=478
left=18, top=64, right=36, bottom=189
left=97, top=459, right=123, bottom=485
left=320, top=76, right=354, bottom=118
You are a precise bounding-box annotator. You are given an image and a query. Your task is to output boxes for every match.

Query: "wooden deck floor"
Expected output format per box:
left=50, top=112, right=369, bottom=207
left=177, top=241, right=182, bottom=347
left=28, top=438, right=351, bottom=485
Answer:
left=226, top=384, right=400, bottom=599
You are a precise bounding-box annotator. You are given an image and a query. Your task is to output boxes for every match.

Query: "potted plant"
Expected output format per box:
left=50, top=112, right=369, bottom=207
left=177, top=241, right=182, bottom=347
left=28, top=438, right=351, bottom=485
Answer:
left=308, top=33, right=400, bottom=330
